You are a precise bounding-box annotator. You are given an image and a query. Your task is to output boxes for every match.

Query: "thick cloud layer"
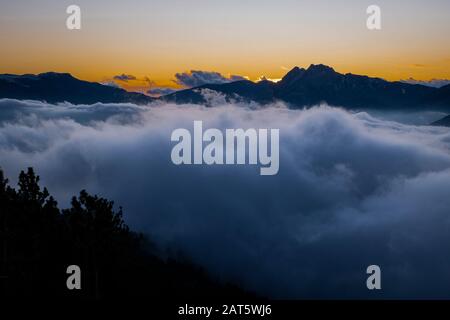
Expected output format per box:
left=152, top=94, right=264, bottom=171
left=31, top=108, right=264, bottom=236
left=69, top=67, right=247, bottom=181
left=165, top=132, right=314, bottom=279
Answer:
left=1, top=97, right=450, bottom=298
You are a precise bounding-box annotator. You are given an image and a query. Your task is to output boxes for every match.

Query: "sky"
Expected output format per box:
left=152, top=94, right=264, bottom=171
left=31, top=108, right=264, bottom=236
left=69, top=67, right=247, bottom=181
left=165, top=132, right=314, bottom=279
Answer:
left=1, top=0, right=450, bottom=92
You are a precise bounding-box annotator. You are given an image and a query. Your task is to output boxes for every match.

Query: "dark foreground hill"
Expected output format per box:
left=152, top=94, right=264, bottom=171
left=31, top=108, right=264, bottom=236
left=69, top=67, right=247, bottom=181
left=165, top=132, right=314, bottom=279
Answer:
left=0, top=167, right=254, bottom=299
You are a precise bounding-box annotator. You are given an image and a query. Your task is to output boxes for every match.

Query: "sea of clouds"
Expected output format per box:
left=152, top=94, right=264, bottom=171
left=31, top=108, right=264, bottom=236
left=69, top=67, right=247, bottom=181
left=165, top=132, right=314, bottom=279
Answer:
left=1, top=96, right=450, bottom=298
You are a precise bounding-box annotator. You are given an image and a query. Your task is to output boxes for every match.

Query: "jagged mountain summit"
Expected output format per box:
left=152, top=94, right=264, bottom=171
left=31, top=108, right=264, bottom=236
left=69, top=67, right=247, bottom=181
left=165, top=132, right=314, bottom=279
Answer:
left=165, top=64, right=449, bottom=111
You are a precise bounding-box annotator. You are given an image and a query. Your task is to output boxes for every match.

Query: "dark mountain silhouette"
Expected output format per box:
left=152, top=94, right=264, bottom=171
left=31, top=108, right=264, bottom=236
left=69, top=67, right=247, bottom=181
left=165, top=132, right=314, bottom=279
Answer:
left=2, top=65, right=450, bottom=110
left=0, top=73, right=154, bottom=105
left=164, top=64, right=449, bottom=111
left=427, top=84, right=450, bottom=108
left=164, top=79, right=276, bottom=105
left=431, top=114, right=450, bottom=127
left=275, top=64, right=437, bottom=109
left=0, top=167, right=256, bottom=299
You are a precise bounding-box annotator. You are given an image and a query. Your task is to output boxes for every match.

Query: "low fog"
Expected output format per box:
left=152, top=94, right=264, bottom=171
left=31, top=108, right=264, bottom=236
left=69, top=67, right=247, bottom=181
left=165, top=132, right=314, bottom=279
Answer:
left=1, top=96, right=450, bottom=298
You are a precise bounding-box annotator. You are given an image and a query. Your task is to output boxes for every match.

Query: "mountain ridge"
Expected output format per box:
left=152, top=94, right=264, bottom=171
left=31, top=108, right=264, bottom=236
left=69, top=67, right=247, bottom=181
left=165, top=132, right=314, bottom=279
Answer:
left=1, top=65, right=450, bottom=110
left=165, top=64, right=447, bottom=110
left=0, top=72, right=154, bottom=105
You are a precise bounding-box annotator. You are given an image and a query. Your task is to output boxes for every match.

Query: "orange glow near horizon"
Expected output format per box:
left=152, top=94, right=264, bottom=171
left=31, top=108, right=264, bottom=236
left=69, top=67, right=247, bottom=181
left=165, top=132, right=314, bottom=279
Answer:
left=0, top=0, right=449, bottom=93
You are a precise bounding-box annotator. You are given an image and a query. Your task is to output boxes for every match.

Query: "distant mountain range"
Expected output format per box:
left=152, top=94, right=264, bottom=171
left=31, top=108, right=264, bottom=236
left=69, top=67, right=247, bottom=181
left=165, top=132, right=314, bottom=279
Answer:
left=1, top=65, right=450, bottom=111
left=0, top=72, right=154, bottom=104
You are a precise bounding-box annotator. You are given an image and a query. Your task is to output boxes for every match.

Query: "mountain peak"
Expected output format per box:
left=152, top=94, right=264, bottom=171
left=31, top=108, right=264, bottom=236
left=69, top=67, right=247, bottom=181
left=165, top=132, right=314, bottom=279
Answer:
left=306, top=64, right=336, bottom=73
left=280, top=66, right=306, bottom=85
left=288, top=66, right=301, bottom=73
left=286, top=66, right=305, bottom=75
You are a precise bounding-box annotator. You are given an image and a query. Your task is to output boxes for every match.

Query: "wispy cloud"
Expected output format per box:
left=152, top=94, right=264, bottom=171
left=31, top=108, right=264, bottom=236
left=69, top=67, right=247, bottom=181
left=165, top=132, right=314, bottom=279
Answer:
left=257, top=76, right=282, bottom=83
left=100, top=80, right=121, bottom=88
left=401, top=78, right=450, bottom=88
left=174, top=70, right=246, bottom=88
left=113, top=74, right=137, bottom=82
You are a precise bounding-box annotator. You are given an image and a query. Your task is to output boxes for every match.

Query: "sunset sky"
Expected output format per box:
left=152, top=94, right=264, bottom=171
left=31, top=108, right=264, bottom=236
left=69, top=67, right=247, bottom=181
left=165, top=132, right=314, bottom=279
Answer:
left=1, top=0, right=449, bottom=92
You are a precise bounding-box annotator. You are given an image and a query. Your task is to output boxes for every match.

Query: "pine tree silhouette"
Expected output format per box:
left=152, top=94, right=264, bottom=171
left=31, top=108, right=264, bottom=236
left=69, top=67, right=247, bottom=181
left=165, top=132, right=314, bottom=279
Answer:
left=0, top=167, right=254, bottom=299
